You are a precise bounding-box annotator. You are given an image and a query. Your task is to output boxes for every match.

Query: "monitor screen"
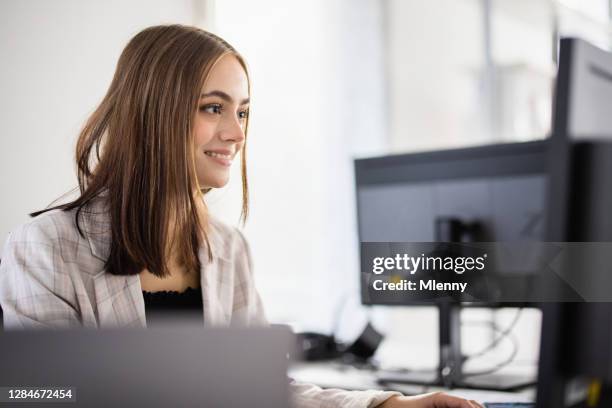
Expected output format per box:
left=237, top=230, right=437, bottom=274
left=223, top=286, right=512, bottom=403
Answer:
left=355, top=140, right=549, bottom=305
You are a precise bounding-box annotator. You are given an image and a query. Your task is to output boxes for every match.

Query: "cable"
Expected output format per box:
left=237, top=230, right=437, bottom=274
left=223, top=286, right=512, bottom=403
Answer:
left=462, top=329, right=519, bottom=377
left=463, top=307, right=523, bottom=361
left=460, top=308, right=524, bottom=377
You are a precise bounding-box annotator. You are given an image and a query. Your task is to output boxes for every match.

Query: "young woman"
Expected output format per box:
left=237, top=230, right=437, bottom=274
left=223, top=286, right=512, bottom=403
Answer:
left=0, top=25, right=482, bottom=408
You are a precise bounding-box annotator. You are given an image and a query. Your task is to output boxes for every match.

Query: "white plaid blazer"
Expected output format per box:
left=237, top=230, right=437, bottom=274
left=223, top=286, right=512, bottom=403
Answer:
left=0, top=196, right=399, bottom=408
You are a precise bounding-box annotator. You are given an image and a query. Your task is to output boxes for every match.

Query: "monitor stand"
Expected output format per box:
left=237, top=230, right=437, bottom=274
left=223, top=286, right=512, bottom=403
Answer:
left=375, top=218, right=536, bottom=391
left=376, top=370, right=536, bottom=391
left=376, top=302, right=536, bottom=391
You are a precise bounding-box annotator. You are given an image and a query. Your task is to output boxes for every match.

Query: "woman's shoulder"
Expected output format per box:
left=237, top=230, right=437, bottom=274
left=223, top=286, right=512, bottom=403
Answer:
left=6, top=207, right=82, bottom=245
left=2, top=206, right=96, bottom=268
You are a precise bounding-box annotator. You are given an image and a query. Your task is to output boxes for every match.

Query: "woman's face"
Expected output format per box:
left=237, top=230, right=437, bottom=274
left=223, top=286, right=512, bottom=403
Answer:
left=194, top=54, right=249, bottom=189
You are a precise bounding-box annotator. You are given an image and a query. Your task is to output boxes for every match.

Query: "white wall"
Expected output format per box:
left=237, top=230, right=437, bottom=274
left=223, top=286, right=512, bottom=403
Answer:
left=0, top=0, right=200, bottom=243
left=386, top=0, right=486, bottom=152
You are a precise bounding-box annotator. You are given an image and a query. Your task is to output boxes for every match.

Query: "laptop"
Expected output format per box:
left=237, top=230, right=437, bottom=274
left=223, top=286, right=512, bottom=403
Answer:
left=0, top=326, right=293, bottom=407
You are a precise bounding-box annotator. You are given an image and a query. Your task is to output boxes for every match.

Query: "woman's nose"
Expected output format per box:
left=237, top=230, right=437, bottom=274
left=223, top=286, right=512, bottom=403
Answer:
left=219, top=115, right=246, bottom=143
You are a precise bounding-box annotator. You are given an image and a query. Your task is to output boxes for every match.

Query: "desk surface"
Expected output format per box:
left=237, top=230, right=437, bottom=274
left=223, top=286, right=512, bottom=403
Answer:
left=289, top=361, right=536, bottom=404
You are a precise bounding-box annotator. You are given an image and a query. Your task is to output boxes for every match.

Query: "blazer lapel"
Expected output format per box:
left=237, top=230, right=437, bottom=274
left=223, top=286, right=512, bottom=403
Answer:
left=199, top=218, right=234, bottom=327
left=81, top=197, right=146, bottom=328
left=93, top=272, right=146, bottom=328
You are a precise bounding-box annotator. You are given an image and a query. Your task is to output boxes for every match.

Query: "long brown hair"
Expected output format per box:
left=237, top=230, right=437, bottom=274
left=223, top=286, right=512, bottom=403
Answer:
left=32, top=24, right=250, bottom=277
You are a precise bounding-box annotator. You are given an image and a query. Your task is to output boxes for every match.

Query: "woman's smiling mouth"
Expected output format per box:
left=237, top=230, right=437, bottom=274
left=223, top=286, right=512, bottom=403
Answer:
left=204, top=150, right=234, bottom=166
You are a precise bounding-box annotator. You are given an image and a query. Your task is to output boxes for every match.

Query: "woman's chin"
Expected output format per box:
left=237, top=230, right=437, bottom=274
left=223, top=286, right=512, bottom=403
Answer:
left=200, top=178, right=230, bottom=190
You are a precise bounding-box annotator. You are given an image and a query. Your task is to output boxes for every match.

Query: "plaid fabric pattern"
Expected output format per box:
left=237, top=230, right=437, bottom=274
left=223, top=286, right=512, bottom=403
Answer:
left=0, top=197, right=400, bottom=407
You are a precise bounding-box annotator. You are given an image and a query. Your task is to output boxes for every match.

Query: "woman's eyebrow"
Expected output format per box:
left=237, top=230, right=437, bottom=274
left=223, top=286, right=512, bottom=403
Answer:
left=200, top=90, right=250, bottom=105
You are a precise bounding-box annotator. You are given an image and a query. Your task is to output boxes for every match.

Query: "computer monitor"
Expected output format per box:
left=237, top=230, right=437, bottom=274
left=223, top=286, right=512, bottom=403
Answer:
left=535, top=37, right=612, bottom=408
left=354, top=136, right=548, bottom=391
left=355, top=139, right=549, bottom=305
left=354, top=36, right=612, bottom=394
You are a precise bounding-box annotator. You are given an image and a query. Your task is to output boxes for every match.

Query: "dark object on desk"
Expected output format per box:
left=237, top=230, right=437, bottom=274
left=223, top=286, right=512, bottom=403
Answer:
left=484, top=404, right=535, bottom=408
left=342, top=322, right=383, bottom=363
left=297, top=322, right=384, bottom=363
left=297, top=332, right=340, bottom=361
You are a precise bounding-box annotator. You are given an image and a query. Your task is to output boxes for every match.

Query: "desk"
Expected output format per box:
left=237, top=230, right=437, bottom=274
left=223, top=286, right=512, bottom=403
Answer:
left=289, top=361, right=536, bottom=404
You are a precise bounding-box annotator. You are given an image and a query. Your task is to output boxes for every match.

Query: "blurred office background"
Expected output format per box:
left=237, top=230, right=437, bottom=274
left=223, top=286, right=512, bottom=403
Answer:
left=1, top=0, right=612, bottom=374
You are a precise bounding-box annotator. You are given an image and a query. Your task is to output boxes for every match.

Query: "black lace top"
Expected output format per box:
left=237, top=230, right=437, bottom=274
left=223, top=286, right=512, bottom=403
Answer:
left=142, top=286, right=204, bottom=327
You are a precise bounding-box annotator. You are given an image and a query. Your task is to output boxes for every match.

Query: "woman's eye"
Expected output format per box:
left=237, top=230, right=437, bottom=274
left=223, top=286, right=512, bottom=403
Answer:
left=200, top=104, right=222, bottom=114
left=238, top=109, right=249, bottom=120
